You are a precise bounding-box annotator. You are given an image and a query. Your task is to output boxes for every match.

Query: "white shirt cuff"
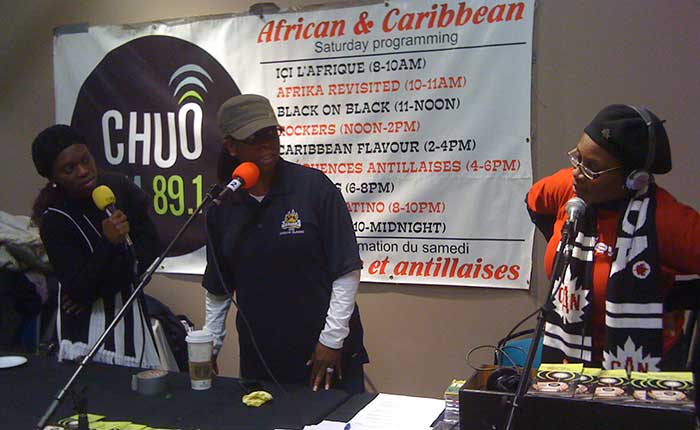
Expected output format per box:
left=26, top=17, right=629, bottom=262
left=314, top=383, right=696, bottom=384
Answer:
left=203, top=291, right=231, bottom=356
left=318, top=269, right=360, bottom=349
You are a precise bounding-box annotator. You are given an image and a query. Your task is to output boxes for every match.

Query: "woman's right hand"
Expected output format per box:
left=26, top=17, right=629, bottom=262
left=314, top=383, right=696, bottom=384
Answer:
left=102, top=210, right=130, bottom=245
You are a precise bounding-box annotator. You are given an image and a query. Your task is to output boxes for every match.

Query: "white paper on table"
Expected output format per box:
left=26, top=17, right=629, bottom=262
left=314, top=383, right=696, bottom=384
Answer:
left=348, top=393, right=444, bottom=430
left=301, top=421, right=348, bottom=430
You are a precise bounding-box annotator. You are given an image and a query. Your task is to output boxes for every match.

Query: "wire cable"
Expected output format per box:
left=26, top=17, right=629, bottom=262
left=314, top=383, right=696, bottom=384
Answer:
left=494, top=308, right=539, bottom=364
left=466, top=344, right=525, bottom=374
left=203, top=203, right=287, bottom=396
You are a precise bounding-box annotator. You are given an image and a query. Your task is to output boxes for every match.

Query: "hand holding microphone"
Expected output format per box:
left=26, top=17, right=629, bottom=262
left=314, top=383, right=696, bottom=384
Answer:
left=92, top=185, right=133, bottom=247
left=102, top=210, right=130, bottom=246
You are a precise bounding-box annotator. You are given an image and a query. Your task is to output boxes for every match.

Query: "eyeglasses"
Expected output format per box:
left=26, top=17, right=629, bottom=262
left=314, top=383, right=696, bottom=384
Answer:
left=241, top=127, right=282, bottom=146
left=567, top=148, right=623, bottom=180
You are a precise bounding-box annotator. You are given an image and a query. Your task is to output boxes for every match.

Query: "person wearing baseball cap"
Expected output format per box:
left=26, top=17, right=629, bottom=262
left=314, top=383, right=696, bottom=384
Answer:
left=526, top=104, right=700, bottom=372
left=202, top=94, right=369, bottom=393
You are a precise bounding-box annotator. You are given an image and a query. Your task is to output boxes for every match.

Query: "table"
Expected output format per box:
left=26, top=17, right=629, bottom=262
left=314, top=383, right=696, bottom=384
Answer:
left=459, top=385, right=696, bottom=430
left=1, top=355, right=357, bottom=429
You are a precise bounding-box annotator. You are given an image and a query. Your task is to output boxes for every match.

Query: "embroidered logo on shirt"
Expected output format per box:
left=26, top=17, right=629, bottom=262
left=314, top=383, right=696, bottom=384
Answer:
left=632, top=261, right=651, bottom=279
left=280, top=209, right=304, bottom=235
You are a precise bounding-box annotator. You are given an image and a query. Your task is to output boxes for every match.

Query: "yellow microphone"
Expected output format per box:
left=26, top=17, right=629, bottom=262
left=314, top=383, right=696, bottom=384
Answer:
left=92, top=185, right=116, bottom=211
left=91, top=185, right=134, bottom=248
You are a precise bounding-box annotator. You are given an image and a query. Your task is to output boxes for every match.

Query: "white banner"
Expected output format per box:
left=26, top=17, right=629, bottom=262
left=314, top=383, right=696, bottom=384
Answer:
left=54, top=0, right=535, bottom=289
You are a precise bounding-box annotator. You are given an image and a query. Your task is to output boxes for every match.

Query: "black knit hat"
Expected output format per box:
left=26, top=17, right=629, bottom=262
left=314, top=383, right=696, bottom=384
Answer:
left=31, top=125, right=87, bottom=178
left=583, top=104, right=671, bottom=174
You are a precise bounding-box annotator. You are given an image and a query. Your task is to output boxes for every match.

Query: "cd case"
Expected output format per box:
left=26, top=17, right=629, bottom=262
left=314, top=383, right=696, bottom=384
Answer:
left=528, top=363, right=583, bottom=397
left=630, top=371, right=695, bottom=408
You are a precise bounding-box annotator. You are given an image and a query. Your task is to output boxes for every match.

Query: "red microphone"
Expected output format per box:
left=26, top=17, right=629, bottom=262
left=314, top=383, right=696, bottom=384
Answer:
left=220, top=162, right=260, bottom=198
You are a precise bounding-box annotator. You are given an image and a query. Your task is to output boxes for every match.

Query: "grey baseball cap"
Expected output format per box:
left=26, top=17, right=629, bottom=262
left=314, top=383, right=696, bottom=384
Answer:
left=217, top=94, right=279, bottom=140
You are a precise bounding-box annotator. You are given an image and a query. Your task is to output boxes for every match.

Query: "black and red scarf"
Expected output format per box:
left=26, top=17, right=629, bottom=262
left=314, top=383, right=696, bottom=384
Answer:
left=542, top=184, right=664, bottom=373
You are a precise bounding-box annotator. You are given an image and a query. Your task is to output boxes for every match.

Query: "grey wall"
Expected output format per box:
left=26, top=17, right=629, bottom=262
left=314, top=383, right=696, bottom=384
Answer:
left=1, top=0, right=698, bottom=398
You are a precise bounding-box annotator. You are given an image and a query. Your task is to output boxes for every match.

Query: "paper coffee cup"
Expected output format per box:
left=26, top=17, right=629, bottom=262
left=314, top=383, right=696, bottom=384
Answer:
left=185, top=329, right=214, bottom=390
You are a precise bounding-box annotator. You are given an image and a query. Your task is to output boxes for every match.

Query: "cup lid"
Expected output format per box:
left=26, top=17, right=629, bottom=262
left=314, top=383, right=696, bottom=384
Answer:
left=185, top=329, right=214, bottom=343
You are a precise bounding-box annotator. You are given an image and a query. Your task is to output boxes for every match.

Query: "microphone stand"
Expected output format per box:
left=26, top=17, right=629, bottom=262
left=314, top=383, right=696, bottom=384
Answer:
left=503, top=220, right=578, bottom=430
left=36, top=184, right=223, bottom=430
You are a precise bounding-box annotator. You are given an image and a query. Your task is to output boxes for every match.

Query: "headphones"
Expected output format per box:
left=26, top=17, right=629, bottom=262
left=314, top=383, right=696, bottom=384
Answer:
left=485, top=329, right=534, bottom=393
left=624, top=104, right=657, bottom=191
left=487, top=366, right=521, bottom=393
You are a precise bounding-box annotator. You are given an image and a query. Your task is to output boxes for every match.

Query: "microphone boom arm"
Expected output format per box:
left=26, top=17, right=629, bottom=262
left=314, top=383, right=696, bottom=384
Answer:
left=503, top=199, right=584, bottom=430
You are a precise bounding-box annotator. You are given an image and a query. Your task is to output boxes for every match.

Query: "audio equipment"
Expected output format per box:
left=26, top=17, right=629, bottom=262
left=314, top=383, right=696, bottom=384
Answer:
left=487, top=366, right=521, bottom=393
left=624, top=105, right=657, bottom=191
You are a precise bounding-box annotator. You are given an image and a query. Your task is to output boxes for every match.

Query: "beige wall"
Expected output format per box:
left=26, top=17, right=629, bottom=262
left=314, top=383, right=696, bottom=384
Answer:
left=2, top=0, right=699, bottom=398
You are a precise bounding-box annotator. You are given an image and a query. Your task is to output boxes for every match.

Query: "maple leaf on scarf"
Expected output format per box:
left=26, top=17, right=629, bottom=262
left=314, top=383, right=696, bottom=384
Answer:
left=603, top=337, right=661, bottom=373
left=553, top=265, right=589, bottom=324
left=632, top=261, right=651, bottom=279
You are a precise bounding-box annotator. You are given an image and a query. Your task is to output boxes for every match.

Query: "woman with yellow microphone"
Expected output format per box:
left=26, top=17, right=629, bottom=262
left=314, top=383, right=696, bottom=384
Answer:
left=31, top=124, right=160, bottom=368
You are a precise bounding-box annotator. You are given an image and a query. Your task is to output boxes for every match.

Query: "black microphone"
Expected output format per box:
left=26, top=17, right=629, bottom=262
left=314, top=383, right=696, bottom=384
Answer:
left=92, top=185, right=134, bottom=248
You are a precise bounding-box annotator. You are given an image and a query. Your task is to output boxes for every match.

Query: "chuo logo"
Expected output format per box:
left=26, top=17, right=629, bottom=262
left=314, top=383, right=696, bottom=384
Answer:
left=72, top=35, right=239, bottom=256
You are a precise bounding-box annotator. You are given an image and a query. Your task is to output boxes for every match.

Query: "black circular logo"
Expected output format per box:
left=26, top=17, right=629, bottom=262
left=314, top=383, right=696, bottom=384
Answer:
left=72, top=35, right=239, bottom=256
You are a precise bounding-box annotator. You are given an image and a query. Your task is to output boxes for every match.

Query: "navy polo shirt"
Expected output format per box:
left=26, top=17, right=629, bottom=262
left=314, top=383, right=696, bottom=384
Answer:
left=203, top=159, right=367, bottom=382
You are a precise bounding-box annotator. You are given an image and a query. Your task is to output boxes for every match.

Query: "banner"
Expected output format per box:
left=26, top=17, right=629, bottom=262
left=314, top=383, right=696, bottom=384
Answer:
left=54, top=0, right=535, bottom=289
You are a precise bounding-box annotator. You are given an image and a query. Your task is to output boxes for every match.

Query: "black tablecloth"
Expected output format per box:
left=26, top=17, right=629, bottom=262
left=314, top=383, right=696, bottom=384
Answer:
left=1, top=355, right=353, bottom=430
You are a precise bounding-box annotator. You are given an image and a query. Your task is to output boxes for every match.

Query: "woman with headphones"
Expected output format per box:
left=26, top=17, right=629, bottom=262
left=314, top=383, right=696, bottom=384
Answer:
left=526, top=104, right=700, bottom=372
